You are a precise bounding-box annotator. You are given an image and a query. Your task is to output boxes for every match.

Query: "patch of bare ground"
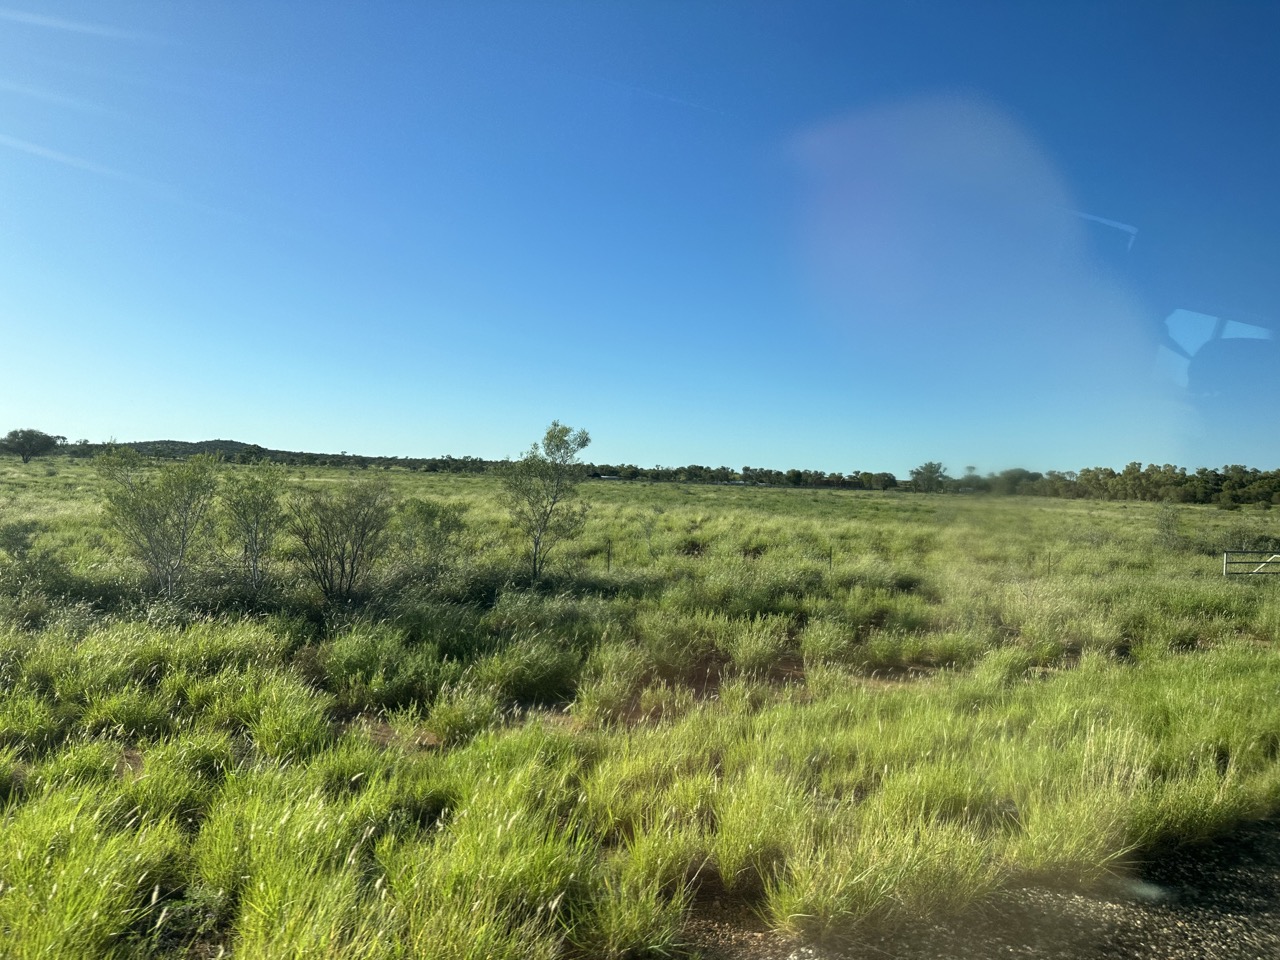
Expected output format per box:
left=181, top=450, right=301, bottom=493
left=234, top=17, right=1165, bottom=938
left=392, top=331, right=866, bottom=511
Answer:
left=678, top=870, right=794, bottom=960
left=683, top=888, right=796, bottom=960
left=348, top=705, right=581, bottom=753
left=688, top=656, right=728, bottom=699
left=684, top=911, right=796, bottom=960
left=344, top=714, right=441, bottom=751
left=765, top=653, right=807, bottom=686
left=116, top=746, right=144, bottom=777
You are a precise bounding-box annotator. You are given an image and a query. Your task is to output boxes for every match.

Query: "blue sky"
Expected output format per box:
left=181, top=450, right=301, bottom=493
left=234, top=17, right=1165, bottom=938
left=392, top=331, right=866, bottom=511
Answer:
left=2, top=2, right=1278, bottom=475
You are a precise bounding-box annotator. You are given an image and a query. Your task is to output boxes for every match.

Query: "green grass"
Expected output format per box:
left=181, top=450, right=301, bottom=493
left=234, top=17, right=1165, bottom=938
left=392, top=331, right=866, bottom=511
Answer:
left=2, top=459, right=1280, bottom=955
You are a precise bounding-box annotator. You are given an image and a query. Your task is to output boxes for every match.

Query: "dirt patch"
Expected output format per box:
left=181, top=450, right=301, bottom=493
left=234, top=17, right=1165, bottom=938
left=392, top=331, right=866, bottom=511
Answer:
left=680, top=871, right=795, bottom=960
left=764, top=653, right=806, bottom=686
left=344, top=715, right=441, bottom=751
left=116, top=747, right=144, bottom=778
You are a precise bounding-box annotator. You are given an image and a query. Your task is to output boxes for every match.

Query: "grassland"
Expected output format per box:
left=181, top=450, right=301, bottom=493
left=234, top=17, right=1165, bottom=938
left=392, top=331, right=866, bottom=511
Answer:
left=2, top=458, right=1279, bottom=958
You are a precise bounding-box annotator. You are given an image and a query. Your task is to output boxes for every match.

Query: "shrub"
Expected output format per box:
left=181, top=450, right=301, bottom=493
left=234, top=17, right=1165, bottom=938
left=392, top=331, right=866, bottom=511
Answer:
left=288, top=477, right=396, bottom=605
left=390, top=496, right=466, bottom=583
left=95, top=449, right=220, bottom=599
left=220, top=460, right=286, bottom=592
left=500, top=421, right=591, bottom=579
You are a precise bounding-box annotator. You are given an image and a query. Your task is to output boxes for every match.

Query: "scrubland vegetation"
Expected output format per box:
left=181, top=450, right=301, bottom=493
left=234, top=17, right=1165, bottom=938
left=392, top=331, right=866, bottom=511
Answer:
left=2, top=454, right=1280, bottom=958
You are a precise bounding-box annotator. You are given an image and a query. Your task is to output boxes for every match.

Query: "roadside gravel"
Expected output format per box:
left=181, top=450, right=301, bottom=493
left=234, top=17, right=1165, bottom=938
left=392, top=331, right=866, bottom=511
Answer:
left=687, top=818, right=1280, bottom=960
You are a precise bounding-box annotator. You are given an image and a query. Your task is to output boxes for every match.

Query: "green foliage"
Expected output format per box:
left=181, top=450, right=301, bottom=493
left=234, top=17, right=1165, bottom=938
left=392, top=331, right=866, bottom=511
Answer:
left=1153, top=503, right=1184, bottom=549
left=124, top=731, right=235, bottom=829
left=426, top=682, right=503, bottom=746
left=8, top=462, right=1280, bottom=954
left=500, top=421, right=590, bottom=579
left=0, top=518, right=73, bottom=629
left=319, top=625, right=452, bottom=713
left=570, top=864, right=689, bottom=959
left=720, top=614, right=792, bottom=675
left=0, top=518, right=41, bottom=562
left=80, top=683, right=176, bottom=740
left=910, top=460, right=950, bottom=492
left=0, top=428, right=64, bottom=464
left=95, top=448, right=220, bottom=598
left=392, top=496, right=466, bottom=580
left=249, top=672, right=334, bottom=760
left=572, top=641, right=648, bottom=726
left=469, top=637, right=581, bottom=707
left=220, top=459, right=286, bottom=592
left=971, top=646, right=1038, bottom=688
left=288, top=476, right=396, bottom=605
left=0, top=792, right=188, bottom=959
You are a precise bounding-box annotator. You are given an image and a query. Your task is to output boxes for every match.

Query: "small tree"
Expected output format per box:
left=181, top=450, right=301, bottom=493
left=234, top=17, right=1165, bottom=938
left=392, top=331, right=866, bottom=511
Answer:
left=288, top=477, right=395, bottom=605
left=95, top=449, right=220, bottom=598
left=221, top=460, right=286, bottom=592
left=1, top=429, right=65, bottom=463
left=501, top=421, right=590, bottom=579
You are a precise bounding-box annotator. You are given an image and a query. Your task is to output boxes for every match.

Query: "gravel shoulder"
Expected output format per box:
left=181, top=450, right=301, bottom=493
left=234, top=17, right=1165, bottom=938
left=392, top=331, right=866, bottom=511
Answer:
left=686, top=818, right=1280, bottom=960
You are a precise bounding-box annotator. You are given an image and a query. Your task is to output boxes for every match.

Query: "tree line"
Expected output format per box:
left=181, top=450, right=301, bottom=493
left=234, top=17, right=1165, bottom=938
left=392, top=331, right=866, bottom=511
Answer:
left=588, top=463, right=902, bottom=489
left=908, top=462, right=1280, bottom=507
left=5, top=427, right=1279, bottom=506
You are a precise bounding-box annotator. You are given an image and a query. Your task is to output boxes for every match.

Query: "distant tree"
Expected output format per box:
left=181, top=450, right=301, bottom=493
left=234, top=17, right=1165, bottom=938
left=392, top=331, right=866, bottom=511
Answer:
left=288, top=477, right=396, bottom=604
left=909, top=461, right=950, bottom=493
left=501, top=421, right=590, bottom=579
left=221, top=460, right=286, bottom=592
left=1, top=429, right=65, bottom=463
left=95, top=448, right=220, bottom=598
left=871, top=472, right=898, bottom=491
left=991, top=468, right=1043, bottom=496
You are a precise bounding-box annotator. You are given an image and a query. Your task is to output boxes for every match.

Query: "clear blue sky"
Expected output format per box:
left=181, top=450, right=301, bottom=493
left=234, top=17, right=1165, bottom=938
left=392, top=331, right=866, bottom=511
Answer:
left=3, top=2, right=1278, bottom=475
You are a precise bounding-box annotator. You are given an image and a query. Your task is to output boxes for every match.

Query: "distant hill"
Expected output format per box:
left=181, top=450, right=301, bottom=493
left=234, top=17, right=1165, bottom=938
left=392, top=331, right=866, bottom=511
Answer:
left=128, top=439, right=282, bottom=460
